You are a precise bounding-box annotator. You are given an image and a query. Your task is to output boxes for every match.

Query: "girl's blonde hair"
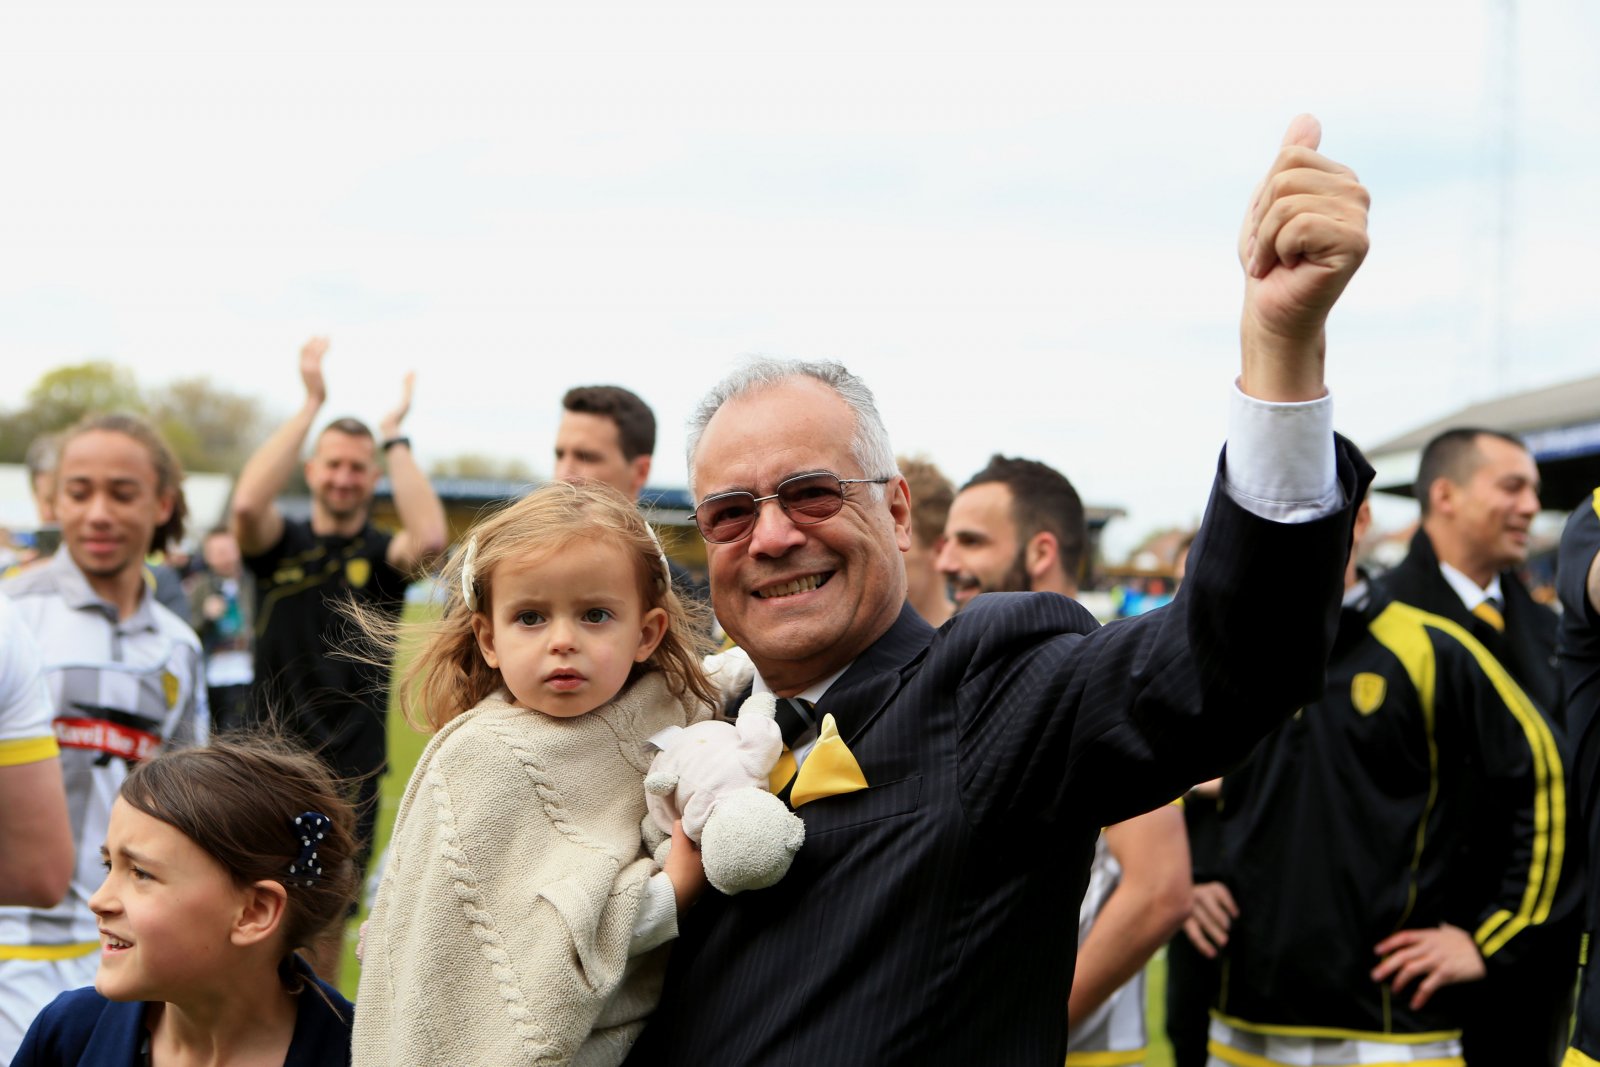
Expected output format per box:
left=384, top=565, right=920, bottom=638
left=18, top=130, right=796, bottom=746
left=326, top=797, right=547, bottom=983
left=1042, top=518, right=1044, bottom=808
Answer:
left=394, top=482, right=715, bottom=732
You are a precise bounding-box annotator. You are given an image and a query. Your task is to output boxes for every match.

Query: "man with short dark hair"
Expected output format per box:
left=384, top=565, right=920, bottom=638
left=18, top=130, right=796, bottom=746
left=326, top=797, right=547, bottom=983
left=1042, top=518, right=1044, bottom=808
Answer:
left=555, top=385, right=658, bottom=500
left=940, top=453, right=1190, bottom=1066
left=231, top=337, right=447, bottom=980
left=1374, top=426, right=1577, bottom=1065
left=553, top=384, right=707, bottom=605
left=1190, top=497, right=1566, bottom=1066
left=937, top=453, right=1088, bottom=610
left=629, top=115, right=1373, bottom=1066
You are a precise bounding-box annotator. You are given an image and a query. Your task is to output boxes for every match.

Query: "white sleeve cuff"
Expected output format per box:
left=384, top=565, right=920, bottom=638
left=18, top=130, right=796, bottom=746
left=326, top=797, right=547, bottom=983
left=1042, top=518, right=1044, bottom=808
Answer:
left=631, top=872, right=679, bottom=956
left=1222, top=380, right=1342, bottom=524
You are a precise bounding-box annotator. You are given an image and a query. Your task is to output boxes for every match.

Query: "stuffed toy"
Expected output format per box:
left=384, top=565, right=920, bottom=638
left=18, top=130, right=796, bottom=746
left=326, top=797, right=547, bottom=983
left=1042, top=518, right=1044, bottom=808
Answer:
left=644, top=691, right=805, bottom=894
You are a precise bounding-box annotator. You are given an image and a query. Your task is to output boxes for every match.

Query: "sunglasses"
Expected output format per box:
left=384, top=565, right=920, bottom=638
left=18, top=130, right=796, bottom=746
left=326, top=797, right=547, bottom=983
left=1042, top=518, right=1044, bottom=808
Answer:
left=693, top=472, right=894, bottom=544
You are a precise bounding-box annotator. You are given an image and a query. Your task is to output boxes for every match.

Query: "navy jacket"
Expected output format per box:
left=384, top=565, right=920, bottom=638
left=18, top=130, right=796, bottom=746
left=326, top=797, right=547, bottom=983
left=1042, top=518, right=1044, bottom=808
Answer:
left=12, top=959, right=352, bottom=1067
left=628, top=441, right=1372, bottom=1067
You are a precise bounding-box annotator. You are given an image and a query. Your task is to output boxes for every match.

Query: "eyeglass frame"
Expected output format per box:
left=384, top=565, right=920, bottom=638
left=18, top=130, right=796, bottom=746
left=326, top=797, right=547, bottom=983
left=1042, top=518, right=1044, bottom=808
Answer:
left=692, top=471, right=896, bottom=544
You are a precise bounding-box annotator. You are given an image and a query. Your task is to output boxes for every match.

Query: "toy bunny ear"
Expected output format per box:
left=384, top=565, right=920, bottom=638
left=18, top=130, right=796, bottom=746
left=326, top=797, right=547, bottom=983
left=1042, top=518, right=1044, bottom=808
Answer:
left=739, top=692, right=778, bottom=721
left=645, top=770, right=680, bottom=796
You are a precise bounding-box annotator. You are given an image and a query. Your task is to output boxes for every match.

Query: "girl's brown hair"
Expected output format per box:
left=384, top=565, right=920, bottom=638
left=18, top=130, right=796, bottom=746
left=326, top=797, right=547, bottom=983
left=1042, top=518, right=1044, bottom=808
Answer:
left=387, top=481, right=715, bottom=732
left=118, top=737, right=358, bottom=987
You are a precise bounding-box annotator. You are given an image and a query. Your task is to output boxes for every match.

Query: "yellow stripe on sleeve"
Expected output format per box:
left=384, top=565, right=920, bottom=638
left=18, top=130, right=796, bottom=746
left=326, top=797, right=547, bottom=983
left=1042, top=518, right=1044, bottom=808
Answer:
left=0, top=942, right=100, bottom=961
left=0, top=735, right=61, bottom=767
left=1064, top=1049, right=1147, bottom=1066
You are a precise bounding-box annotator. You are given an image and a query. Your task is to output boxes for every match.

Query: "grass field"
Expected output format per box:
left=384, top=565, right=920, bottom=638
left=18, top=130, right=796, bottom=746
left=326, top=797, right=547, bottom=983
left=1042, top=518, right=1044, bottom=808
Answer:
left=336, top=609, right=1181, bottom=1064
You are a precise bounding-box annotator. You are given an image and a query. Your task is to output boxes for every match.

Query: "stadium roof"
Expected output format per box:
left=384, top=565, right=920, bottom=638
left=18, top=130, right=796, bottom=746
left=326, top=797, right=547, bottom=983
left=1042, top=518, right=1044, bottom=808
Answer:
left=1363, top=371, right=1600, bottom=512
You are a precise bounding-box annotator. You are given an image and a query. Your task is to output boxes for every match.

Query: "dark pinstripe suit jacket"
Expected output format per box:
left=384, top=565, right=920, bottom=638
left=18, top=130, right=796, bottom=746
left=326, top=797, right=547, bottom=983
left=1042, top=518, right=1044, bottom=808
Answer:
left=627, top=441, right=1371, bottom=1066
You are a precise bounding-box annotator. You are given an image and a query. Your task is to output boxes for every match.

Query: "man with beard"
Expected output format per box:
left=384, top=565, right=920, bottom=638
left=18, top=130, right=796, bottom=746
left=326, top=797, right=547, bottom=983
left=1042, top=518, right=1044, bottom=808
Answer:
left=937, top=454, right=1087, bottom=610
left=939, top=453, right=1192, bottom=1065
left=231, top=336, right=447, bottom=980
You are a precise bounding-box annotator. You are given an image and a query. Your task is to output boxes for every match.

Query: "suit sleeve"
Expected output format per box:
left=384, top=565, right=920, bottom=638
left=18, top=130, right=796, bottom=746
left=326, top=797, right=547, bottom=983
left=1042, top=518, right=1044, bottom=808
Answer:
left=1559, top=494, right=1600, bottom=744
left=1437, top=625, right=1574, bottom=971
left=955, top=436, right=1373, bottom=831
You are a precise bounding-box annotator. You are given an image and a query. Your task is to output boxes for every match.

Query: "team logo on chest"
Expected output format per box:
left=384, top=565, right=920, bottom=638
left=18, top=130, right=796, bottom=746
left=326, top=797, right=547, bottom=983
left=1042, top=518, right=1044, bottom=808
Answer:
left=345, top=558, right=372, bottom=589
left=1350, top=672, right=1387, bottom=716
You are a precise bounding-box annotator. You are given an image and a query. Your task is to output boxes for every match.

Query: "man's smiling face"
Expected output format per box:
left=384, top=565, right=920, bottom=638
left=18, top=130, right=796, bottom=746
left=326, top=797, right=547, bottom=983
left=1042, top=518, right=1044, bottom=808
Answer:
left=692, top=377, right=911, bottom=695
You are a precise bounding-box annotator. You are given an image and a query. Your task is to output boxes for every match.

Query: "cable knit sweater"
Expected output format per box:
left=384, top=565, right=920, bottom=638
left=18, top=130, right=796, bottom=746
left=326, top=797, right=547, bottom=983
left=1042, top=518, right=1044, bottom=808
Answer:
left=353, top=672, right=705, bottom=1066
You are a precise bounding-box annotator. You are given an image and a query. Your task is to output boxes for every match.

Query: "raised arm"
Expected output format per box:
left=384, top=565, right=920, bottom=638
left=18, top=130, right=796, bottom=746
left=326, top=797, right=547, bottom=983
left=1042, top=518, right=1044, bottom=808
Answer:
left=1238, top=114, right=1369, bottom=402
left=1067, top=804, right=1192, bottom=1027
left=231, top=337, right=328, bottom=557
left=377, top=371, right=448, bottom=573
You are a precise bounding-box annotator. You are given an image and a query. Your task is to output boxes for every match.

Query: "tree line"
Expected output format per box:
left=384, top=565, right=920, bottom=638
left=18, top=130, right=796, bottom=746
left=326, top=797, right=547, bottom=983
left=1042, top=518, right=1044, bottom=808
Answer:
left=0, top=362, right=535, bottom=482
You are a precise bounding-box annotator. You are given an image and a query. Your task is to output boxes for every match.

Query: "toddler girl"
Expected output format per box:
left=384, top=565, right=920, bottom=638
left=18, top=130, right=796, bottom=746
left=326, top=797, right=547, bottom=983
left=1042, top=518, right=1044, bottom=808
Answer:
left=13, top=738, right=360, bottom=1065
left=353, top=482, right=718, bottom=1066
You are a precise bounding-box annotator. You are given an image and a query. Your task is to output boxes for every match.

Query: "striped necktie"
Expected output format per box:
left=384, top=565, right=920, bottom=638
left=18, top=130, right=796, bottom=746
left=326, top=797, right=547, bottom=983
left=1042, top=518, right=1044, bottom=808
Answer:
left=769, top=697, right=816, bottom=794
left=1473, top=598, right=1506, bottom=633
left=774, top=697, right=819, bottom=747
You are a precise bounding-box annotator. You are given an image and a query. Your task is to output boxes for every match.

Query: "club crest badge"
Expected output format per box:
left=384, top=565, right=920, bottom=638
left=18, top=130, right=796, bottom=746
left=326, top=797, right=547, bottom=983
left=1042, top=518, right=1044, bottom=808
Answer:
left=1351, top=672, right=1387, bottom=716
left=345, top=558, right=372, bottom=589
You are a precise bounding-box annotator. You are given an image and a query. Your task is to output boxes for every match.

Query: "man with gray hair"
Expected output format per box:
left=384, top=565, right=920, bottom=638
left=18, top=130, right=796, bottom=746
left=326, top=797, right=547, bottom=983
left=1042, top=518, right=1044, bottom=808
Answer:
left=628, top=115, right=1372, bottom=1064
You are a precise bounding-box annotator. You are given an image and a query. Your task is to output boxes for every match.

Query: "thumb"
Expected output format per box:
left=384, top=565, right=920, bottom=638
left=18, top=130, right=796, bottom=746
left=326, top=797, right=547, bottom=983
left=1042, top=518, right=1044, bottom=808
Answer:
left=1281, top=113, right=1322, bottom=151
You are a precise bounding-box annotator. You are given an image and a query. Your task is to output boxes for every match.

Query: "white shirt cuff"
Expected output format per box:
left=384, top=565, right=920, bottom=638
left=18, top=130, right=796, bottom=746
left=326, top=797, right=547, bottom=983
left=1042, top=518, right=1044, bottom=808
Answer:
left=631, top=872, right=679, bottom=955
left=1222, top=380, right=1342, bottom=524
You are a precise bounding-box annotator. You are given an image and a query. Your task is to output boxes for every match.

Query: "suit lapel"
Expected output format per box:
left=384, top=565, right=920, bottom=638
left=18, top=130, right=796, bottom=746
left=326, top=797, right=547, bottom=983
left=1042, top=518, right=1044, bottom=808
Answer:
left=730, top=603, right=935, bottom=806
left=813, top=602, right=936, bottom=748
left=1384, top=529, right=1560, bottom=716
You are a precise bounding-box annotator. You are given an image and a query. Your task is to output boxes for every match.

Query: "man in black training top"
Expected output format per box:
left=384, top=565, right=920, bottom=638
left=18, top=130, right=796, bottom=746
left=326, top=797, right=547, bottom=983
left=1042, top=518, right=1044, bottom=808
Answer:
left=231, top=336, right=446, bottom=980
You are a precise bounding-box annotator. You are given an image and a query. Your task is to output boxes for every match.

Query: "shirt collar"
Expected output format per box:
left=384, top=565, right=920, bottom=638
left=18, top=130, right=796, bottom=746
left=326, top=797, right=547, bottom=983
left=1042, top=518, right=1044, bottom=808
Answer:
left=751, top=663, right=850, bottom=707
left=43, top=551, right=160, bottom=631
left=1438, top=560, right=1505, bottom=611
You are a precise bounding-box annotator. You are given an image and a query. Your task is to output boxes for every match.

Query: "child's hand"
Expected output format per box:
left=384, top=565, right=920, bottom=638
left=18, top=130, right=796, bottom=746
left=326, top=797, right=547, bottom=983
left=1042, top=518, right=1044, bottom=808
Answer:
left=664, top=819, right=707, bottom=913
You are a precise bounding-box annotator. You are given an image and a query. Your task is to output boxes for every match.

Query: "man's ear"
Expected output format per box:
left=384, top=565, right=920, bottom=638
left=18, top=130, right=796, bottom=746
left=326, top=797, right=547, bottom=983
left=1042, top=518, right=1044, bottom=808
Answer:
left=232, top=880, right=289, bottom=948
left=628, top=455, right=653, bottom=500
left=1428, top=477, right=1455, bottom=519
left=635, top=607, right=668, bottom=663
left=1025, top=531, right=1060, bottom=582
left=471, top=611, right=500, bottom=670
left=888, top=477, right=913, bottom=553
left=154, top=487, right=177, bottom=528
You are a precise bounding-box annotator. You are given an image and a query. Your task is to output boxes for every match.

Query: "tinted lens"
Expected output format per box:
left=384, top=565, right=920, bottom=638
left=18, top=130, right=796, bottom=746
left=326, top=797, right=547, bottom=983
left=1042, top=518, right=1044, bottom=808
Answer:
left=697, top=493, right=758, bottom=542
left=777, top=474, right=846, bottom=522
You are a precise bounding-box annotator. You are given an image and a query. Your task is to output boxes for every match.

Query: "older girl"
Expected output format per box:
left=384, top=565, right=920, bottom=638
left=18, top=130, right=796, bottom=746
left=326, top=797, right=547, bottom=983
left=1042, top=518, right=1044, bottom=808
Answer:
left=13, top=739, right=359, bottom=1065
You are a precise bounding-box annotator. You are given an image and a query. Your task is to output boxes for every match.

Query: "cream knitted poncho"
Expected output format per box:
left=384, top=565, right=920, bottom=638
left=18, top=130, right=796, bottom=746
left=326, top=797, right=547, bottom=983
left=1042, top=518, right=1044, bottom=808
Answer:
left=353, top=672, right=704, bottom=1066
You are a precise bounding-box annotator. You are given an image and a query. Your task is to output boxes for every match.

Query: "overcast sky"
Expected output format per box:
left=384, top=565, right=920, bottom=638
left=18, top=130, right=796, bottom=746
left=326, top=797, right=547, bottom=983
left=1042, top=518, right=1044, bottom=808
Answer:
left=3, top=0, right=1596, bottom=556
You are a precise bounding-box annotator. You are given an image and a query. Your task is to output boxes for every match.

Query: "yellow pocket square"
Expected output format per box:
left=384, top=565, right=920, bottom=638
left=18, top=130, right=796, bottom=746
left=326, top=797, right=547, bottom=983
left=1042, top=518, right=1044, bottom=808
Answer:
left=789, top=713, right=869, bottom=808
